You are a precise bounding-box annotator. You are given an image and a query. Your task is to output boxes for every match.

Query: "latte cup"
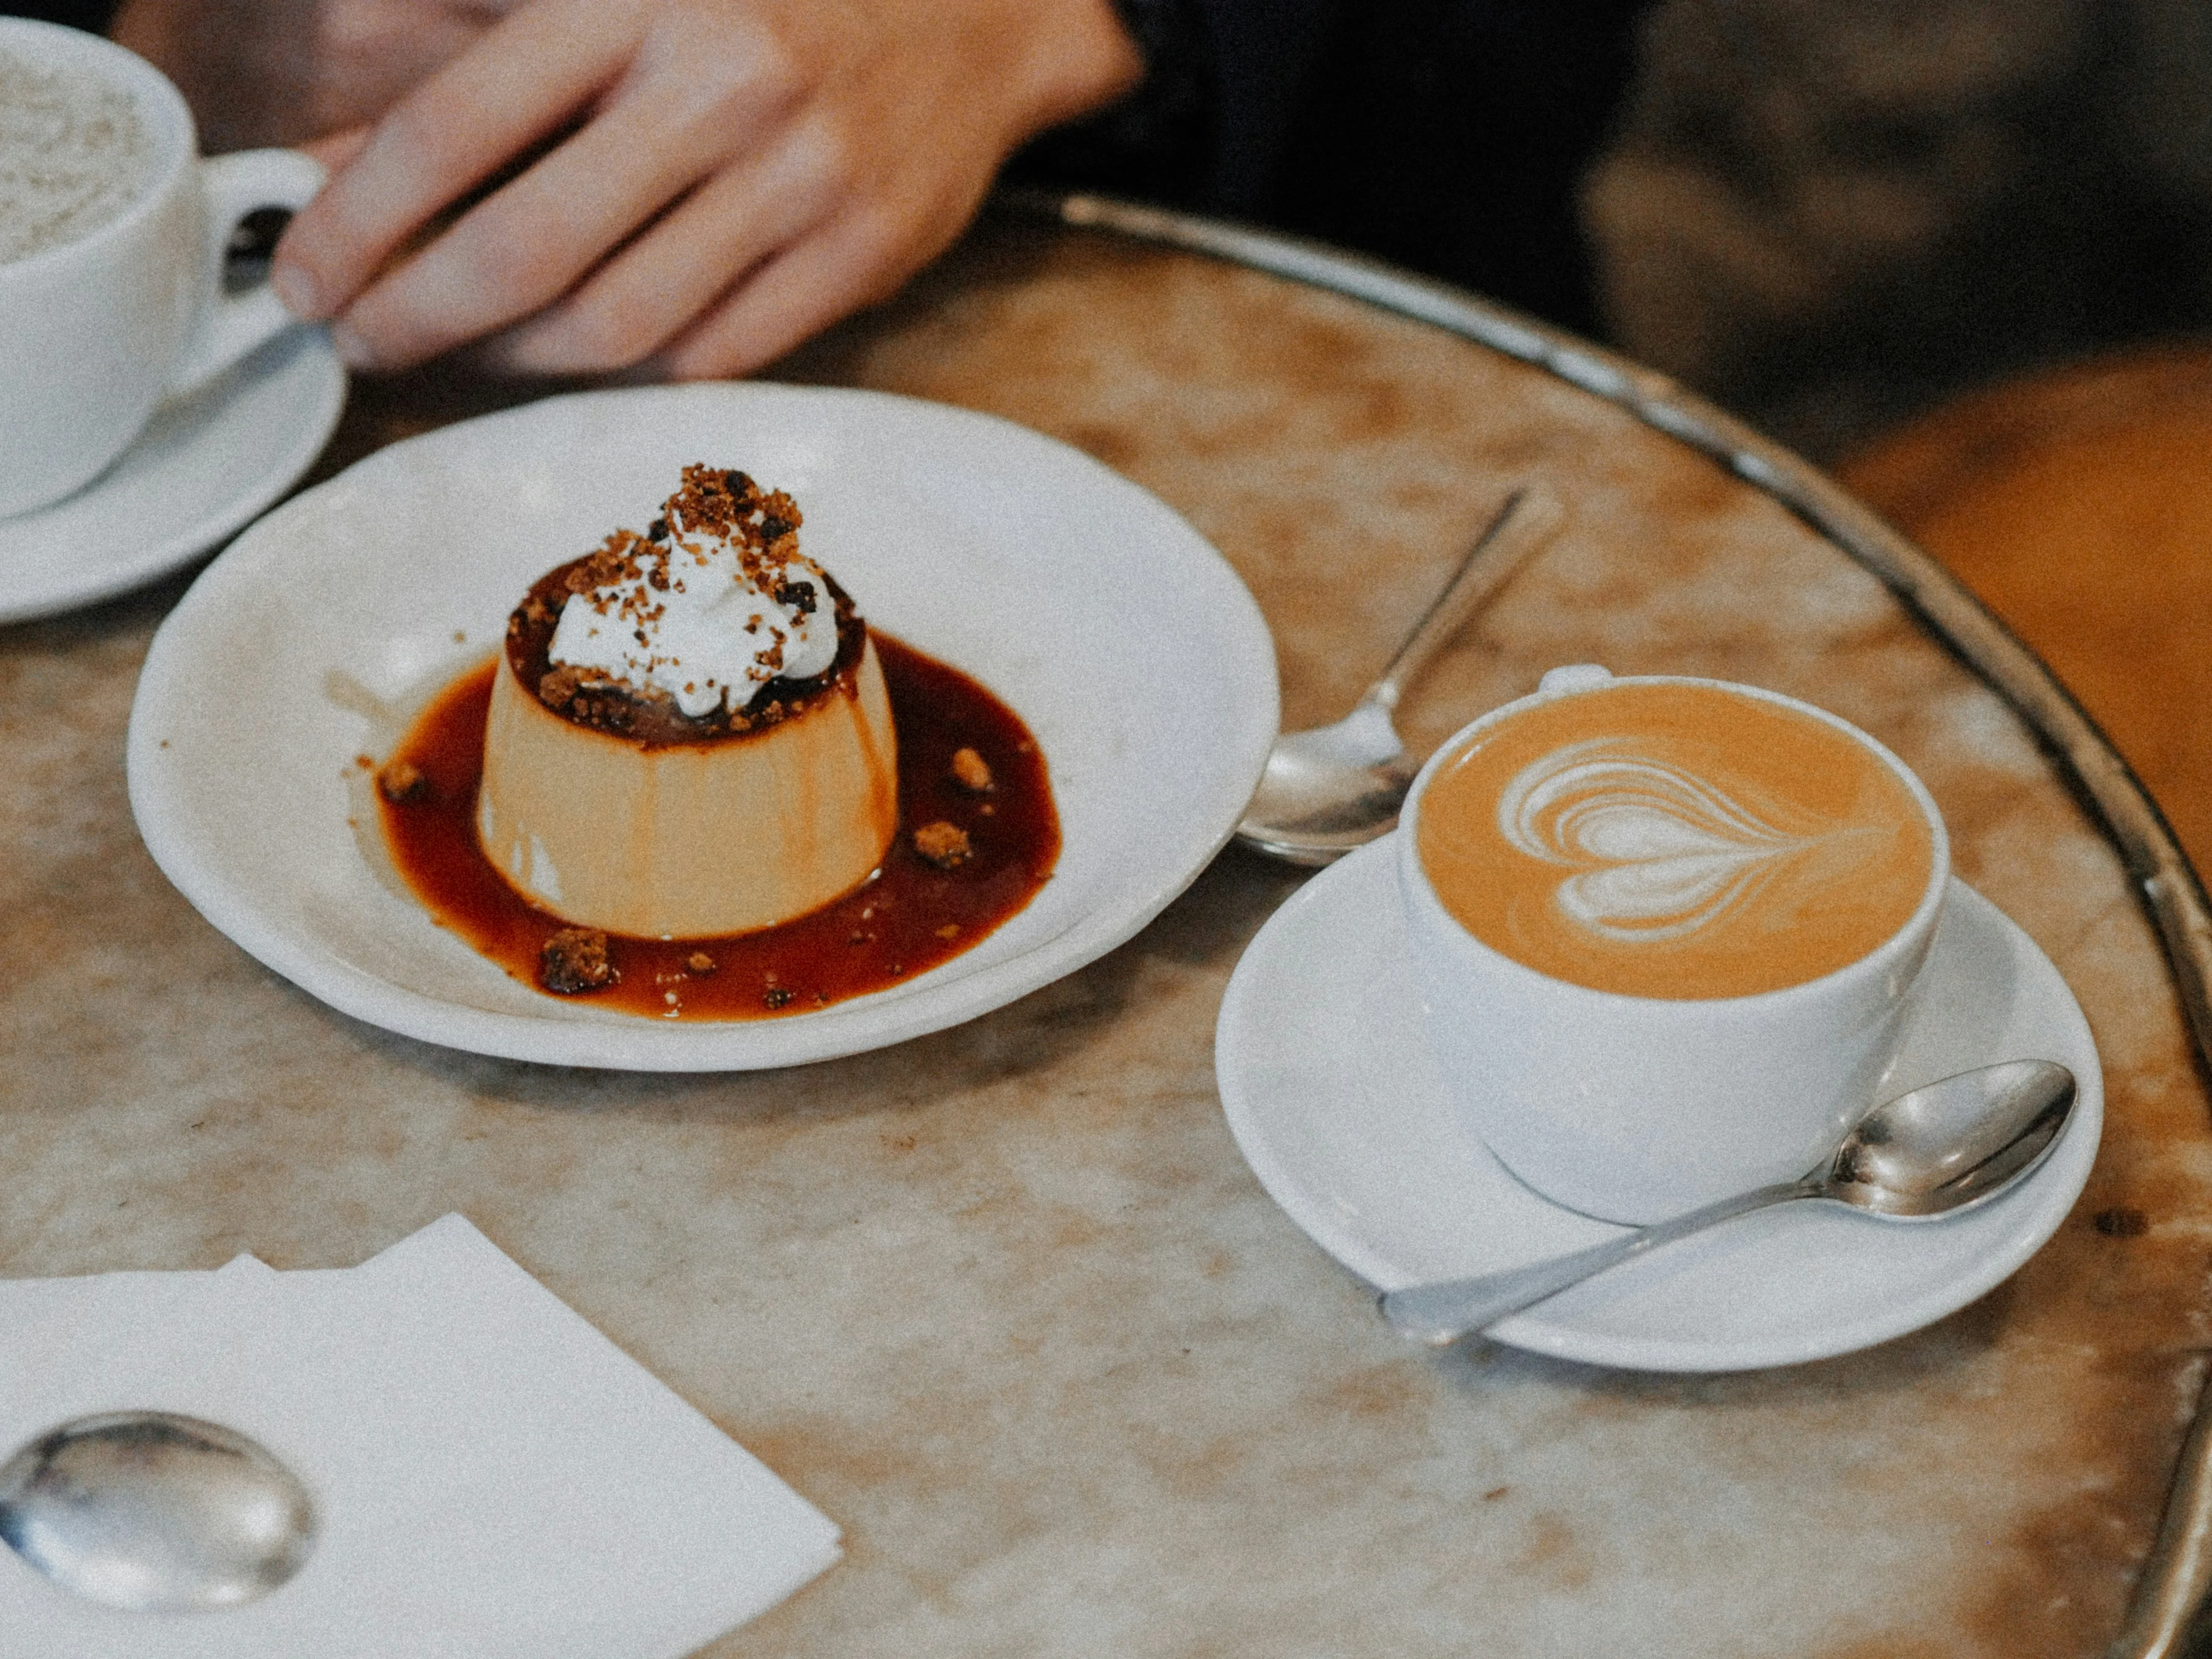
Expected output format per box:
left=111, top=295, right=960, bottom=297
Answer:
left=1397, top=665, right=1949, bottom=1225
left=0, top=19, right=325, bottom=520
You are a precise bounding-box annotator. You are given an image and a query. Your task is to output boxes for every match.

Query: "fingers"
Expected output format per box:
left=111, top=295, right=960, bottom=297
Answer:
left=270, top=0, right=1148, bottom=376
left=651, top=193, right=970, bottom=381
left=295, top=125, right=373, bottom=172
left=272, top=0, right=635, bottom=329
left=324, top=80, right=792, bottom=370
left=480, top=119, right=849, bottom=374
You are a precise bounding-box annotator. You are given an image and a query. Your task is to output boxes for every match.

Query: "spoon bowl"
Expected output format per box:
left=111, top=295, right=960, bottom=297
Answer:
left=1237, top=704, right=1413, bottom=861
left=1235, top=486, right=1564, bottom=865
left=1826, top=1057, right=2076, bottom=1216
left=0, top=1411, right=316, bottom=1612
left=1380, top=1058, right=2077, bottom=1346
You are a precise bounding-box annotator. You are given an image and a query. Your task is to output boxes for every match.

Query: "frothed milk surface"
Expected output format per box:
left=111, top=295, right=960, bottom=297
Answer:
left=0, top=46, right=152, bottom=264
left=1417, top=681, right=1935, bottom=998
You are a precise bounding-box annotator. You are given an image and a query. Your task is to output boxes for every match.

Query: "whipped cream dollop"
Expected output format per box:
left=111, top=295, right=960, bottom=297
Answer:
left=547, top=465, right=839, bottom=719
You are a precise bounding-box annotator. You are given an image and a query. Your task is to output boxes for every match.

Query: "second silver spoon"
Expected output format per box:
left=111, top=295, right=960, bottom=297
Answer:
left=1234, top=484, right=1565, bottom=866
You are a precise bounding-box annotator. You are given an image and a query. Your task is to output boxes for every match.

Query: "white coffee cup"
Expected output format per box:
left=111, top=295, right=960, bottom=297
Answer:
left=0, top=19, right=325, bottom=520
left=1396, top=665, right=1950, bottom=1225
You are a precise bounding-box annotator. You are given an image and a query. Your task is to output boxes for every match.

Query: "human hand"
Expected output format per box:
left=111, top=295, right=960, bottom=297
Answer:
left=267, top=0, right=1142, bottom=378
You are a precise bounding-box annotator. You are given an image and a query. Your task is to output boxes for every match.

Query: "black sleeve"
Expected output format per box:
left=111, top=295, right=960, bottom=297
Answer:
left=2, top=1, right=122, bottom=31
left=1185, top=0, right=1341, bottom=213
left=1013, top=0, right=1344, bottom=214
left=1025, top=0, right=1651, bottom=335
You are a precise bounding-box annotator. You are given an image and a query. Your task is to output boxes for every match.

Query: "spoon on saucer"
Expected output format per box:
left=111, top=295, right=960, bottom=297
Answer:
left=0, top=1411, right=317, bottom=1611
left=1234, top=484, right=1565, bottom=866
left=1380, top=1059, right=2077, bottom=1347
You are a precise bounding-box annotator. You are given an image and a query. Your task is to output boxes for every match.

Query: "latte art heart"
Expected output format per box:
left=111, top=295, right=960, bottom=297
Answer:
left=1416, top=680, right=1937, bottom=998
left=1497, top=739, right=1858, bottom=943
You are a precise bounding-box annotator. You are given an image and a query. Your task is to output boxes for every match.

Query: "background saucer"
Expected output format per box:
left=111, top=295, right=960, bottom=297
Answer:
left=1214, top=838, right=2103, bottom=1372
left=127, top=383, right=1278, bottom=1070
left=0, top=327, right=345, bottom=624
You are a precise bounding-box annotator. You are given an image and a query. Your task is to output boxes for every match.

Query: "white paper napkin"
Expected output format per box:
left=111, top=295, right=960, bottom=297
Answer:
left=0, top=1215, right=840, bottom=1658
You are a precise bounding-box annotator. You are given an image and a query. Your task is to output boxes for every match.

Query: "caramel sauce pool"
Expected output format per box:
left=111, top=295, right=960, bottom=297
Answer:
left=376, top=634, right=1059, bottom=1019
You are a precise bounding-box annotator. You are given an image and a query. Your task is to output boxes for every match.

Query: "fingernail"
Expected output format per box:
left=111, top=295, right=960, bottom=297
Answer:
left=269, top=262, right=320, bottom=320
left=329, top=321, right=377, bottom=370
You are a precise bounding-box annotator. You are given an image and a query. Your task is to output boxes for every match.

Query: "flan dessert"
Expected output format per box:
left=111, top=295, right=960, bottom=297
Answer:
left=478, top=465, right=898, bottom=939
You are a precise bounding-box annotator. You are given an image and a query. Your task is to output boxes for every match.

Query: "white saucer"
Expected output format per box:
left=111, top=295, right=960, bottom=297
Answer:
left=1214, top=838, right=2103, bottom=1372
left=126, top=382, right=1279, bottom=1071
left=0, top=326, right=346, bottom=624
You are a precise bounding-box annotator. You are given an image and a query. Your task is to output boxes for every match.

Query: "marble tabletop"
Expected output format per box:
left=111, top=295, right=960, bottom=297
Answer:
left=5, top=211, right=2207, bottom=1658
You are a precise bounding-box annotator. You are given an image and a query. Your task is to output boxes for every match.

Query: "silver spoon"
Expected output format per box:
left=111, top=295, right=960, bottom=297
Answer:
left=0, top=1411, right=316, bottom=1611
left=1234, top=484, right=1565, bottom=866
left=1381, top=1059, right=2078, bottom=1347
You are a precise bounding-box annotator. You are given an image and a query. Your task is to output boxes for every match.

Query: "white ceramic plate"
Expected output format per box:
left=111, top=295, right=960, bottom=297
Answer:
left=0, top=326, right=345, bottom=623
left=1214, top=838, right=2102, bottom=1372
left=128, top=383, right=1278, bottom=1070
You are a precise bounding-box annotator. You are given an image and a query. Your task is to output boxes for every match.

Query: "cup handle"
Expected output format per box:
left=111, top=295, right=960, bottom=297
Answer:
left=166, top=147, right=329, bottom=397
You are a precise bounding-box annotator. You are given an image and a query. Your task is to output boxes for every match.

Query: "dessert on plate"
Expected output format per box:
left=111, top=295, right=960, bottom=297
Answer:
left=373, top=461, right=1059, bottom=1019
left=478, top=464, right=899, bottom=939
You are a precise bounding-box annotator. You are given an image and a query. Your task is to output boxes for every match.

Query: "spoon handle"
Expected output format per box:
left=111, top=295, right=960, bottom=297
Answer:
left=1363, top=484, right=1565, bottom=715
left=1378, top=1176, right=1823, bottom=1346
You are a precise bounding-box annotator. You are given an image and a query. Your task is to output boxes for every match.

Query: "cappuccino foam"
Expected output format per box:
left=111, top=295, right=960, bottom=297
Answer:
left=1416, top=681, right=1935, bottom=999
left=0, top=46, right=152, bottom=265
